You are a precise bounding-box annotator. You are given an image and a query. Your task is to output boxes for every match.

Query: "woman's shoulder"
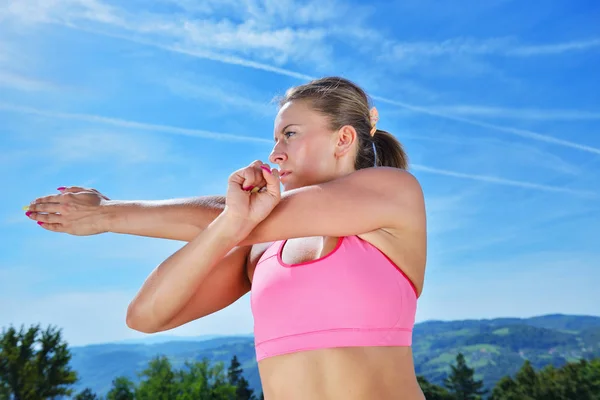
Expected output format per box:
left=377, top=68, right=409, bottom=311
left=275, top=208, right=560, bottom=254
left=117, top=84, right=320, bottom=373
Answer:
left=352, top=167, right=422, bottom=191
left=345, top=167, right=424, bottom=211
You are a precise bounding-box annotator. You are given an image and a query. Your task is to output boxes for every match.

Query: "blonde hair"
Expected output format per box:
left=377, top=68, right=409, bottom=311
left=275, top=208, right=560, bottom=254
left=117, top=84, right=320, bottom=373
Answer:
left=279, top=76, right=408, bottom=170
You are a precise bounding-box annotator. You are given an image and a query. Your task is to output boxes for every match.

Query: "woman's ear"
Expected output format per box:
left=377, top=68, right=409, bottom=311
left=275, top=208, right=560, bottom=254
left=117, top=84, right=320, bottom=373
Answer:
left=334, top=125, right=358, bottom=158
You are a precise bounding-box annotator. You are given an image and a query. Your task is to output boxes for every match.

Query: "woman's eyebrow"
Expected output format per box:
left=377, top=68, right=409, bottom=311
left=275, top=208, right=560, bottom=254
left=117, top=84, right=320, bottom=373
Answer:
left=274, top=124, right=301, bottom=141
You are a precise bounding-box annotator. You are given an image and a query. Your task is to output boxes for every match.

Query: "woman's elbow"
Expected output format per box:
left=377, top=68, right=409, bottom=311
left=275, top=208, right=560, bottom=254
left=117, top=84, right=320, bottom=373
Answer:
left=126, top=302, right=161, bottom=334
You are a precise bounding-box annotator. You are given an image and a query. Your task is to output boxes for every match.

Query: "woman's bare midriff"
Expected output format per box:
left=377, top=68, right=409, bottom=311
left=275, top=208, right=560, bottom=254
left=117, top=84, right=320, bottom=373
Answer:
left=257, top=346, right=425, bottom=400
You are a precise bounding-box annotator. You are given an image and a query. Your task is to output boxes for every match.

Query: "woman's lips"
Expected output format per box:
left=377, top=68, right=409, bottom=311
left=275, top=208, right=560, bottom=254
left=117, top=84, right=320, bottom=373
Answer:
left=280, top=171, right=291, bottom=180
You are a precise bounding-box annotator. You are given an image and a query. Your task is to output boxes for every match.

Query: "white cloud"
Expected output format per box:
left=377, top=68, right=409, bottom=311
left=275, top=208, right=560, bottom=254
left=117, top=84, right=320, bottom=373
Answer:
left=159, top=75, right=278, bottom=117
left=387, top=36, right=600, bottom=60
left=0, top=70, right=58, bottom=91
left=412, top=164, right=597, bottom=197
left=424, top=190, right=482, bottom=236
left=0, top=103, right=272, bottom=144
left=2, top=0, right=338, bottom=69
left=373, top=95, right=600, bottom=155
left=6, top=0, right=597, bottom=161
left=2, top=102, right=594, bottom=198
left=415, top=104, right=600, bottom=121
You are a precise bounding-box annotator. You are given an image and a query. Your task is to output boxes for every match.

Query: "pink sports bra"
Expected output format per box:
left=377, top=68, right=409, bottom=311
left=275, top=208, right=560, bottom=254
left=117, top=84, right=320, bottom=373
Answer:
left=250, top=235, right=418, bottom=362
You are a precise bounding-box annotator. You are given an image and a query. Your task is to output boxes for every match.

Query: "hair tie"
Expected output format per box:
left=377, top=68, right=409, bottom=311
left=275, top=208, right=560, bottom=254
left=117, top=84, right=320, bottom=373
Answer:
left=369, top=107, right=379, bottom=136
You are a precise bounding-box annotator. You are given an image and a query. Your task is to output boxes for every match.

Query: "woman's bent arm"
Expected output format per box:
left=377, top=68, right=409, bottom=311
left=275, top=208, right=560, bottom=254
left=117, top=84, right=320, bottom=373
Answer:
left=125, top=211, right=247, bottom=333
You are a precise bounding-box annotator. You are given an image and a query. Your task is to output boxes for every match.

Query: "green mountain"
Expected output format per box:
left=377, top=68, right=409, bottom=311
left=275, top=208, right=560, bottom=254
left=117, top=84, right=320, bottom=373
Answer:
left=69, top=314, right=600, bottom=397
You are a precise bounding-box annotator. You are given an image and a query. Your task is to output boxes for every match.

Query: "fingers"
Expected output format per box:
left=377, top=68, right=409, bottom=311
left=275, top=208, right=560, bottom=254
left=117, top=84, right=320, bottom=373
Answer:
left=27, top=212, right=63, bottom=224
left=230, top=160, right=278, bottom=193
left=239, top=161, right=270, bottom=192
left=36, top=222, right=64, bottom=232
left=27, top=202, right=64, bottom=214
left=30, top=193, right=67, bottom=205
left=261, top=166, right=281, bottom=198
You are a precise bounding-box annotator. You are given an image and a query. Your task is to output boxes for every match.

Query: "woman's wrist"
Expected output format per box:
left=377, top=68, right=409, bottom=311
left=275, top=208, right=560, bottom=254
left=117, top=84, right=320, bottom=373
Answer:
left=215, top=210, right=258, bottom=243
left=98, top=200, right=127, bottom=234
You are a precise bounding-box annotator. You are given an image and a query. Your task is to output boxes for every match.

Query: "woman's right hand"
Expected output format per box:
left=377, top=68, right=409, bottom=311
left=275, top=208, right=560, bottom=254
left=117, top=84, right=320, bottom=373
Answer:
left=25, top=186, right=111, bottom=235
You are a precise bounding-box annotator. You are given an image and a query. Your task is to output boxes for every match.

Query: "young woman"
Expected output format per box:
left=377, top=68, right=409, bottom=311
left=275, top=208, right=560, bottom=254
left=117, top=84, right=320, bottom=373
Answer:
left=26, top=77, right=427, bottom=399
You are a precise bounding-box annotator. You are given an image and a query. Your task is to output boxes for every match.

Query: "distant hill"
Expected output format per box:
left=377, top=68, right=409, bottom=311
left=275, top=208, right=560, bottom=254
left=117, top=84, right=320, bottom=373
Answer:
left=68, top=314, right=600, bottom=397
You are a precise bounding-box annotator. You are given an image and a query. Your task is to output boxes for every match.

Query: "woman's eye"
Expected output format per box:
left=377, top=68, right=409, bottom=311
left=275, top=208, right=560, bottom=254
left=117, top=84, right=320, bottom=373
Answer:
left=284, top=131, right=296, bottom=138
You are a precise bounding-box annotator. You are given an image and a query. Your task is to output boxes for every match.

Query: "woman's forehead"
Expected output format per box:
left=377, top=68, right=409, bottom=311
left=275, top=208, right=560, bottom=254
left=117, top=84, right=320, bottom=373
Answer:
left=274, top=100, right=324, bottom=130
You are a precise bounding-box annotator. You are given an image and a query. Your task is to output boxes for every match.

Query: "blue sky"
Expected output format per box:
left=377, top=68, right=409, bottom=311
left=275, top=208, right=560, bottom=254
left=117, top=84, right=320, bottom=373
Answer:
left=1, top=0, right=599, bottom=347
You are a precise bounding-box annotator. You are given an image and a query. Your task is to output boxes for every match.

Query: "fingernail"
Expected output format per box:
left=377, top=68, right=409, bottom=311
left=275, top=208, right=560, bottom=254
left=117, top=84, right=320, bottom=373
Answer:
left=251, top=186, right=260, bottom=193
left=25, top=211, right=32, bottom=217
left=242, top=185, right=255, bottom=191
left=57, top=187, right=65, bottom=191
left=261, top=166, right=271, bottom=174
left=37, top=221, right=44, bottom=225
left=23, top=205, right=30, bottom=211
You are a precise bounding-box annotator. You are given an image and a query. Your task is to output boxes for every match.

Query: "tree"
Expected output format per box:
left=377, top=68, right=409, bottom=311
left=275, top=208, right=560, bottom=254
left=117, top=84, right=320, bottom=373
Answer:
left=227, top=356, right=243, bottom=387
left=106, top=376, right=136, bottom=400
left=490, top=358, right=600, bottom=400
left=417, top=376, right=452, bottom=400
left=513, top=360, right=539, bottom=399
left=208, top=361, right=237, bottom=400
left=0, top=324, right=78, bottom=400
left=227, top=355, right=255, bottom=400
left=443, top=353, right=486, bottom=400
left=135, top=355, right=178, bottom=400
left=74, top=387, right=100, bottom=399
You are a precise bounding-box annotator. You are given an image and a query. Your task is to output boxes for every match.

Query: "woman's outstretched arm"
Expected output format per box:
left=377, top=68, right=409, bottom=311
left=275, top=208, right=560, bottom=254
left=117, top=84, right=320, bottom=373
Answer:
left=27, top=189, right=228, bottom=242
left=27, top=164, right=423, bottom=245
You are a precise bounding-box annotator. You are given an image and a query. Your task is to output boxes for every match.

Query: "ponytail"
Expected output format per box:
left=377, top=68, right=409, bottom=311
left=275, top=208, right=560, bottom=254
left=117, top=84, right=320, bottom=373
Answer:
left=372, top=129, right=408, bottom=169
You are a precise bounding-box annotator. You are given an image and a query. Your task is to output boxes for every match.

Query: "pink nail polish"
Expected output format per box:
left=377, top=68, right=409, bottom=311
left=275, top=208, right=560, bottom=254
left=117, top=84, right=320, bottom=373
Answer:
left=261, top=166, right=271, bottom=174
left=25, top=211, right=32, bottom=217
left=37, top=221, right=44, bottom=225
left=243, top=185, right=255, bottom=191
left=57, top=187, right=65, bottom=191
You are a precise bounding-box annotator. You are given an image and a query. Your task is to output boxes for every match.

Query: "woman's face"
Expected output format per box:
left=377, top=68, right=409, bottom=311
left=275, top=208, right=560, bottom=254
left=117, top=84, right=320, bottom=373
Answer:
left=269, top=100, right=354, bottom=191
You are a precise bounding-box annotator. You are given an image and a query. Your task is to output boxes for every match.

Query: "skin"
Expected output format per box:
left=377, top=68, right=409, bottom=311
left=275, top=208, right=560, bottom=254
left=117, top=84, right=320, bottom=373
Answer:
left=25, top=99, right=427, bottom=400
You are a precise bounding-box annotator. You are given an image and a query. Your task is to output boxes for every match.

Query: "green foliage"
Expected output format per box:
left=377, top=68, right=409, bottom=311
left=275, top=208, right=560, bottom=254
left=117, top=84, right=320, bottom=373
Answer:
left=417, top=375, right=452, bottom=399
left=2, top=321, right=600, bottom=400
left=417, top=353, right=600, bottom=400
left=489, top=358, right=600, bottom=400
left=0, top=324, right=78, bottom=400
left=106, top=376, right=135, bottom=400
left=228, top=355, right=256, bottom=400
left=74, top=387, right=100, bottom=399
left=129, top=355, right=238, bottom=400
left=443, top=353, right=487, bottom=400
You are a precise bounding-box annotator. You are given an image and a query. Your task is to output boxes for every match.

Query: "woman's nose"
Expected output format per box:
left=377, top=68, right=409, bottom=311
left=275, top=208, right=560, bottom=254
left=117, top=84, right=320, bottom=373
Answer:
left=269, top=148, right=287, bottom=164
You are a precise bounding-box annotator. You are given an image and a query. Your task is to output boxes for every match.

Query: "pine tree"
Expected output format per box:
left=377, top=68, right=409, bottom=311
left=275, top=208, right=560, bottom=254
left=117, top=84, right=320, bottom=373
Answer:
left=227, top=355, right=255, bottom=400
left=227, top=355, right=243, bottom=387
left=443, top=353, right=487, bottom=400
left=0, top=324, right=78, bottom=400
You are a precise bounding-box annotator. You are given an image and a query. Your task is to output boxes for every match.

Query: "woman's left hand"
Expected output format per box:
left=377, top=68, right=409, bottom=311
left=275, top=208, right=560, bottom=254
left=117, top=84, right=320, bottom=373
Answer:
left=223, top=160, right=281, bottom=233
